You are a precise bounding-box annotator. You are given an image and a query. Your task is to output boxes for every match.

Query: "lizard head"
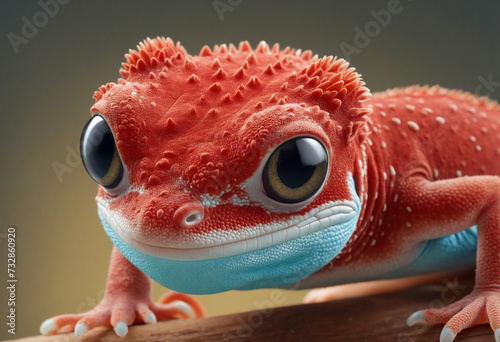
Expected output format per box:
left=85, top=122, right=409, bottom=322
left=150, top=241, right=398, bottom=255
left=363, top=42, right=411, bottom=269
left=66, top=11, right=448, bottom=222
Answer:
left=81, top=37, right=371, bottom=293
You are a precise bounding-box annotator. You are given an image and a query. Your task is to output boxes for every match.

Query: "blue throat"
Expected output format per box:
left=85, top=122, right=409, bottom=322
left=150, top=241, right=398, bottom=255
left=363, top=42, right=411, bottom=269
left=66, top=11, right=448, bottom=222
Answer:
left=100, top=174, right=361, bottom=294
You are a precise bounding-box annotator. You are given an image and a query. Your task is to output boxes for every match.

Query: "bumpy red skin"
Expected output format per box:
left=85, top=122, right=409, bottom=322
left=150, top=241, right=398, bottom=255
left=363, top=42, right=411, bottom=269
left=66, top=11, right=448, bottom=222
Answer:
left=45, top=37, right=500, bottom=339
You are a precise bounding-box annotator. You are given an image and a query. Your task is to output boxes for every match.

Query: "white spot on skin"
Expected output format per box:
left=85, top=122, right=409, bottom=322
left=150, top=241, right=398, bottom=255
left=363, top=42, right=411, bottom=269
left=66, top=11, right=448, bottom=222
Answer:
left=390, top=165, right=396, bottom=176
left=456, top=170, right=462, bottom=177
left=436, top=116, right=445, bottom=124
left=371, top=240, right=377, bottom=246
left=367, top=138, right=373, bottom=146
left=151, top=102, right=156, bottom=107
left=434, top=169, right=439, bottom=179
left=394, top=194, right=398, bottom=202
left=383, top=172, right=387, bottom=180
left=421, top=107, right=433, bottom=115
left=406, top=222, right=412, bottom=227
left=405, top=104, right=415, bottom=112
left=449, top=104, right=458, bottom=112
left=388, top=103, right=397, bottom=109
left=381, top=141, right=387, bottom=148
left=481, top=127, right=488, bottom=134
left=391, top=118, right=401, bottom=125
left=375, top=103, right=384, bottom=109
left=476, top=145, right=482, bottom=151
left=406, top=206, right=412, bottom=213
left=132, top=91, right=137, bottom=96
left=480, top=111, right=487, bottom=118
left=379, top=219, right=383, bottom=225
left=370, top=216, right=374, bottom=222
left=470, top=136, right=476, bottom=142
left=407, top=121, right=419, bottom=132
left=380, top=111, right=387, bottom=117
left=383, top=204, right=387, bottom=212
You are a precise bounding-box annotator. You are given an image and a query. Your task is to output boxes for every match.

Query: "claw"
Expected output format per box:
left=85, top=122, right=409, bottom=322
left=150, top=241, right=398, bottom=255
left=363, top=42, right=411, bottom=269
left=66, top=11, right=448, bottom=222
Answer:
left=495, top=328, right=500, bottom=342
left=74, top=323, right=88, bottom=338
left=114, top=321, right=128, bottom=337
left=40, top=318, right=57, bottom=335
left=144, top=311, right=157, bottom=325
left=440, top=327, right=456, bottom=342
left=407, top=311, right=425, bottom=327
left=173, top=301, right=194, bottom=317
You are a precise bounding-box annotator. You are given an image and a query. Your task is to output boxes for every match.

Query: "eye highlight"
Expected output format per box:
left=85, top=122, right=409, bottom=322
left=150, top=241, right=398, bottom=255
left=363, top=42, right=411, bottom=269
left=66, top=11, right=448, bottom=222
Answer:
left=262, top=137, right=328, bottom=204
left=80, top=115, right=125, bottom=190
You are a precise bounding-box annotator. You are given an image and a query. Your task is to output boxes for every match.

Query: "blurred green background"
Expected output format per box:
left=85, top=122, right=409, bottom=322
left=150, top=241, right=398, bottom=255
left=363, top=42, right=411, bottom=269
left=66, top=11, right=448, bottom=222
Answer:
left=0, top=0, right=499, bottom=339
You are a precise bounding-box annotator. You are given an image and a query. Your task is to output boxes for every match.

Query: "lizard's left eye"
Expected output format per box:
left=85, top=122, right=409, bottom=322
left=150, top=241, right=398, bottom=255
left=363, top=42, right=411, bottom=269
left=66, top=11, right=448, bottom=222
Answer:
left=262, top=137, right=328, bottom=204
left=80, top=115, right=127, bottom=193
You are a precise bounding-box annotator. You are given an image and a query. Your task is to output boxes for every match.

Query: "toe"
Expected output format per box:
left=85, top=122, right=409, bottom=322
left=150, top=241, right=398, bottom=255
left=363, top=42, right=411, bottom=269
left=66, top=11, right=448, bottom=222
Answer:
left=440, top=327, right=456, bottom=342
left=136, top=303, right=157, bottom=325
left=40, top=314, right=83, bottom=335
left=422, top=300, right=466, bottom=324
left=74, top=323, right=88, bottom=338
left=487, top=296, right=500, bottom=331
left=113, top=321, right=128, bottom=337
left=40, top=319, right=57, bottom=335
left=444, top=297, right=485, bottom=336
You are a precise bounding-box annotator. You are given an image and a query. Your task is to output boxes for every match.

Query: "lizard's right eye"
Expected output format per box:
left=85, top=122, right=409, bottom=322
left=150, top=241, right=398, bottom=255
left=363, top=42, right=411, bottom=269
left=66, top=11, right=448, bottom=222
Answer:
left=80, top=115, right=126, bottom=193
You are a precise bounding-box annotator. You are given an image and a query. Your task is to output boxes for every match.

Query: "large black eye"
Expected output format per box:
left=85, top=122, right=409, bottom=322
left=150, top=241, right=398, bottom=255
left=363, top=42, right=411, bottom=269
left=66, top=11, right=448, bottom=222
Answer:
left=262, top=137, right=328, bottom=204
left=80, top=115, right=124, bottom=189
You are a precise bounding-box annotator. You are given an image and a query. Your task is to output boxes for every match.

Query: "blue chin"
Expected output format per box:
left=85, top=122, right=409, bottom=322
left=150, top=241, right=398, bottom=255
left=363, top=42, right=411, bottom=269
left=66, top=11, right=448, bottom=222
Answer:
left=100, top=174, right=360, bottom=294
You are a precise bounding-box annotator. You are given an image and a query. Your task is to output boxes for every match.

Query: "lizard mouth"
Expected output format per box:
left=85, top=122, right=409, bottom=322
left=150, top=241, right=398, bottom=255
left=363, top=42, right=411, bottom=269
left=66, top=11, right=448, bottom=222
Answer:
left=97, top=200, right=357, bottom=262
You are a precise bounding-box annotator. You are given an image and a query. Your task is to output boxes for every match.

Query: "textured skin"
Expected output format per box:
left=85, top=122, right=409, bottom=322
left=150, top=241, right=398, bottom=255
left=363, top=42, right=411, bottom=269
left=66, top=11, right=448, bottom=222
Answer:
left=42, top=37, right=500, bottom=340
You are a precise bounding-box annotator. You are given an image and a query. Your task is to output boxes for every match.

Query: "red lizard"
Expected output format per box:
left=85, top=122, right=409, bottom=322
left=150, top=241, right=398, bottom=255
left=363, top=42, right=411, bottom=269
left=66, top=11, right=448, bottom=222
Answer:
left=40, top=37, right=500, bottom=342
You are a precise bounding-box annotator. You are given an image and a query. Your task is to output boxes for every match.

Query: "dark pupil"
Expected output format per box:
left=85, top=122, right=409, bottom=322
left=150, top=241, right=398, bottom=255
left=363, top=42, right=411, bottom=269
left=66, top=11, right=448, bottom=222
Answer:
left=277, top=141, right=316, bottom=188
left=90, top=128, right=115, bottom=179
left=81, top=116, right=117, bottom=185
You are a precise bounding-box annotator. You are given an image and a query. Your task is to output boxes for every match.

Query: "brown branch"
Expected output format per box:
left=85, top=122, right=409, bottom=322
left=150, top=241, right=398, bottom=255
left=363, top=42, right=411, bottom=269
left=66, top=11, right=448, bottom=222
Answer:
left=8, top=274, right=491, bottom=342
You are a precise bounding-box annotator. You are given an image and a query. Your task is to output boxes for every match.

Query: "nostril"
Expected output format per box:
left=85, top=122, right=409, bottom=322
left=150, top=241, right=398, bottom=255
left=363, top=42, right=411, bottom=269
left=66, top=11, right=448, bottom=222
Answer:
left=173, top=203, right=204, bottom=229
left=185, top=213, right=202, bottom=225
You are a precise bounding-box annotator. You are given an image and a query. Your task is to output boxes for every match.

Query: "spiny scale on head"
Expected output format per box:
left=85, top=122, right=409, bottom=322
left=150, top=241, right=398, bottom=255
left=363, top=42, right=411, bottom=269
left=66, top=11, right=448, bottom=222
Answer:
left=94, top=36, right=373, bottom=138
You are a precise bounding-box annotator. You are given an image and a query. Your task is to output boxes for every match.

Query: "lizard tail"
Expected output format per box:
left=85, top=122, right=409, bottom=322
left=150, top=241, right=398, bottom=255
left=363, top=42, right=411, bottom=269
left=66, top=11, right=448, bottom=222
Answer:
left=303, top=271, right=462, bottom=303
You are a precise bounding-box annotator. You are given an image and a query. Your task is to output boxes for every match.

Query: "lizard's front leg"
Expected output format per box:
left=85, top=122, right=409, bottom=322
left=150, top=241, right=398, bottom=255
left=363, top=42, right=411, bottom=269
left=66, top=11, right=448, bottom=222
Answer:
left=399, top=175, right=500, bottom=342
left=40, top=246, right=204, bottom=337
